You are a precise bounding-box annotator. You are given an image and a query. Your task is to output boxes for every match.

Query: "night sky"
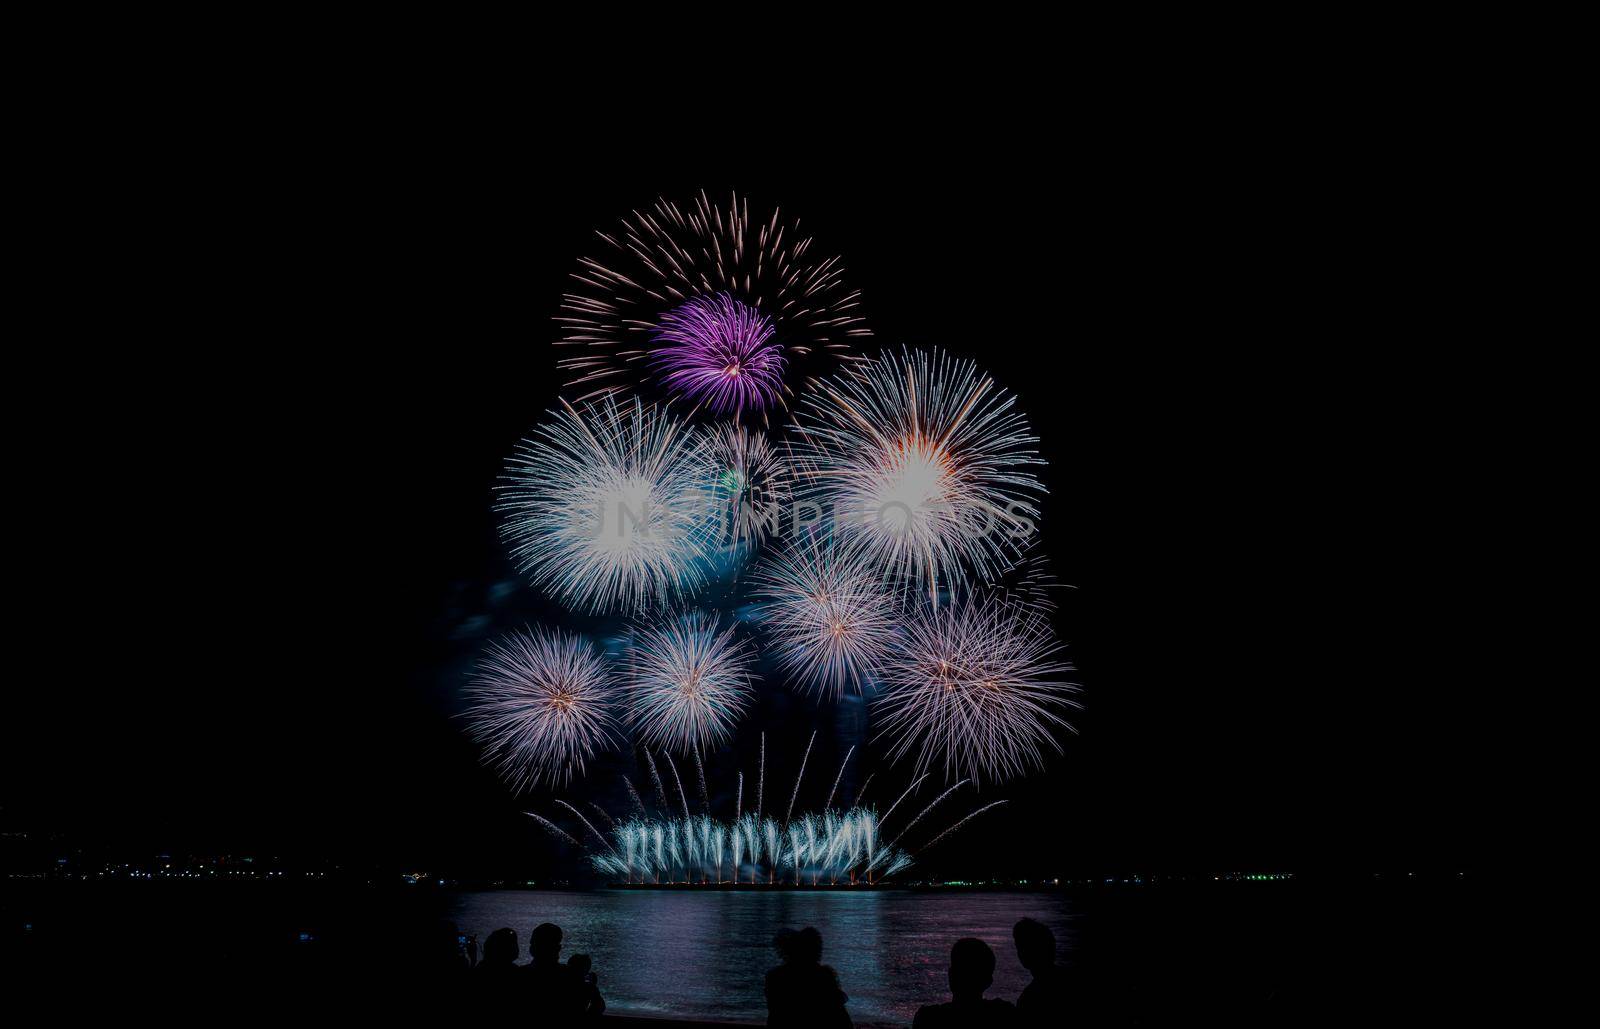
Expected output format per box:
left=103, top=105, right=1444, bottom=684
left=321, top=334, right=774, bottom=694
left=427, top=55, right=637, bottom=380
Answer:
left=7, top=156, right=1480, bottom=881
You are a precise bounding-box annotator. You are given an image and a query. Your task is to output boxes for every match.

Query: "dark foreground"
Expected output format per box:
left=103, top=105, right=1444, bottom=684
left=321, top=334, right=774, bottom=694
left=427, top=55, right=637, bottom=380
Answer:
left=3, top=877, right=1480, bottom=1025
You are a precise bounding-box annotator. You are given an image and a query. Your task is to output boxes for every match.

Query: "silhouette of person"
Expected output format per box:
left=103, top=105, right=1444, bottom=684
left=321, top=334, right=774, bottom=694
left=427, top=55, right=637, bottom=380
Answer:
left=474, top=928, right=520, bottom=978
left=764, top=927, right=851, bottom=1028
left=467, top=926, right=522, bottom=1010
left=525, top=922, right=583, bottom=1022
left=1013, top=918, right=1064, bottom=1024
left=912, top=937, right=1020, bottom=1028
left=567, top=953, right=605, bottom=1020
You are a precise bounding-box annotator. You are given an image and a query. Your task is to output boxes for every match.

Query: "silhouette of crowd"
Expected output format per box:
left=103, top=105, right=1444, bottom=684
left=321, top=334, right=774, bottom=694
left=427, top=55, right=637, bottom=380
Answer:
left=423, top=918, right=604, bottom=1021
left=433, top=913, right=1072, bottom=1026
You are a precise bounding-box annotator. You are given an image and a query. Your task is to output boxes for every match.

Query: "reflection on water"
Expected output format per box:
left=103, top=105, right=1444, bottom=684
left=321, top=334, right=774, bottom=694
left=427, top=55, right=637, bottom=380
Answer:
left=448, top=889, right=1072, bottom=1025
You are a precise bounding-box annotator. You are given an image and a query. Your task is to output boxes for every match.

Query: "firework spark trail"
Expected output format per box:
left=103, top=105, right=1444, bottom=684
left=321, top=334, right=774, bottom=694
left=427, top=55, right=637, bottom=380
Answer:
left=462, top=626, right=621, bottom=791
left=694, top=750, right=711, bottom=814
left=662, top=752, right=692, bottom=821
left=884, top=779, right=969, bottom=854
left=555, top=800, right=617, bottom=856
left=825, top=745, right=855, bottom=811
left=789, top=347, right=1045, bottom=601
left=525, top=812, right=581, bottom=848
left=497, top=397, right=717, bottom=613
left=915, top=800, right=1009, bottom=856
left=623, top=612, right=756, bottom=754
left=757, top=733, right=765, bottom=818
left=624, top=777, right=648, bottom=819
left=735, top=771, right=743, bottom=822
left=645, top=750, right=669, bottom=811
left=587, top=802, right=617, bottom=831
left=874, top=597, right=1079, bottom=783
left=787, top=731, right=816, bottom=824
left=555, top=191, right=869, bottom=410
left=853, top=772, right=876, bottom=808
left=880, top=774, right=930, bottom=827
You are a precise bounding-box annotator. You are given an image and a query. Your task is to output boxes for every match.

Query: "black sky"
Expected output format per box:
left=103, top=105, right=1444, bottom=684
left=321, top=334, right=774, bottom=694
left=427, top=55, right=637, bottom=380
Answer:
left=6, top=145, right=1485, bottom=880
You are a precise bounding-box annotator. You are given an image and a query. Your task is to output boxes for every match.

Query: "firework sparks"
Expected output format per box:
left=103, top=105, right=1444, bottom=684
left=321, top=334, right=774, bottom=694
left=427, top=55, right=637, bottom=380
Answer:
left=916, top=800, right=1010, bottom=857
left=874, top=597, right=1080, bottom=783
left=791, top=347, right=1045, bottom=600
left=707, top=423, right=793, bottom=549
left=621, top=611, right=756, bottom=754
left=985, top=547, right=1069, bottom=612
left=497, top=396, right=717, bottom=613
left=525, top=812, right=581, bottom=848
left=555, top=191, right=869, bottom=411
left=787, top=730, right=816, bottom=824
left=750, top=537, right=899, bottom=698
left=825, top=745, right=855, bottom=810
left=650, top=294, right=786, bottom=415
left=528, top=747, right=1006, bottom=886
left=644, top=749, right=669, bottom=810
left=662, top=752, right=692, bottom=821
left=463, top=627, right=620, bottom=790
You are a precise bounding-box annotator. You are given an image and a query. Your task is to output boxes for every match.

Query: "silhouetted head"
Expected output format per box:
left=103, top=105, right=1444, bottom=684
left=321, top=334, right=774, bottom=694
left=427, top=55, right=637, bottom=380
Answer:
left=568, top=953, right=591, bottom=976
left=1013, top=918, right=1056, bottom=972
left=794, top=927, right=823, bottom=964
left=949, top=937, right=996, bottom=1000
left=774, top=926, right=823, bottom=965
left=483, top=928, right=518, bottom=966
left=531, top=922, right=563, bottom=964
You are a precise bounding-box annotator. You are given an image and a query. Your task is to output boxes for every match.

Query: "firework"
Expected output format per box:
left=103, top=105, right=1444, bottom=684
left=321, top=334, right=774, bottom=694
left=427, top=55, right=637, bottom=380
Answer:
left=873, top=597, right=1079, bottom=783
left=555, top=191, right=869, bottom=413
left=463, top=627, right=621, bottom=790
left=651, top=294, right=786, bottom=415
left=592, top=809, right=899, bottom=886
left=530, top=746, right=1006, bottom=885
left=621, top=611, right=756, bottom=754
left=790, top=347, right=1045, bottom=600
left=498, top=396, right=717, bottom=613
left=706, top=423, right=793, bottom=549
left=750, top=537, right=899, bottom=698
left=985, top=547, right=1068, bottom=612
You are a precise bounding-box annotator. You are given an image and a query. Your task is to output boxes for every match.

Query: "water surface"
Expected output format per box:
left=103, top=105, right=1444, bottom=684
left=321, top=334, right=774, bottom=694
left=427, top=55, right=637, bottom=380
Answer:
left=449, top=888, right=1072, bottom=1025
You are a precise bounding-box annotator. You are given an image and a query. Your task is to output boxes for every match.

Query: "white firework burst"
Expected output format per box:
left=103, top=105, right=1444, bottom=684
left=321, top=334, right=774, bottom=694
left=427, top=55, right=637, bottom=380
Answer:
left=497, top=396, right=717, bottom=613
left=790, top=347, right=1045, bottom=600
left=873, top=598, right=1079, bottom=783
left=621, top=611, right=756, bottom=754
left=707, top=423, right=793, bottom=549
left=463, top=627, right=621, bottom=791
left=750, top=538, right=900, bottom=699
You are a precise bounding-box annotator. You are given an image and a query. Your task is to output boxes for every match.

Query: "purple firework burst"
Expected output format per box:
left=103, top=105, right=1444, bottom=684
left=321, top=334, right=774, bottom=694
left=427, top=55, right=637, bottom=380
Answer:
left=650, top=293, right=786, bottom=414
